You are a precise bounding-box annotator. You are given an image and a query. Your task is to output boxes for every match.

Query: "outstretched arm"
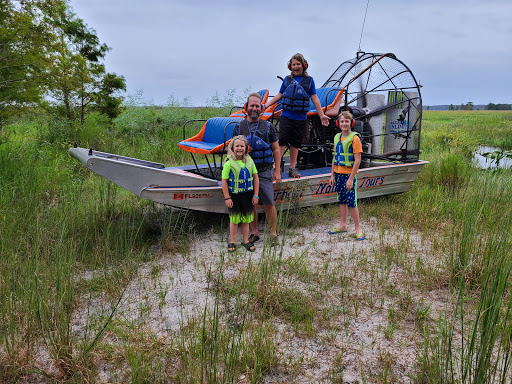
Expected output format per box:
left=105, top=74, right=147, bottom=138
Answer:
left=311, top=94, right=330, bottom=126
left=265, top=92, right=283, bottom=109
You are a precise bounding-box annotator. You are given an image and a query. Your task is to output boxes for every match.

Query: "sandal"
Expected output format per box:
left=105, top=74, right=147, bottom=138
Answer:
left=241, top=241, right=255, bottom=252
left=248, top=234, right=260, bottom=243
left=328, top=227, right=348, bottom=235
left=269, top=235, right=279, bottom=247
left=355, top=233, right=365, bottom=241
left=227, top=243, right=236, bottom=252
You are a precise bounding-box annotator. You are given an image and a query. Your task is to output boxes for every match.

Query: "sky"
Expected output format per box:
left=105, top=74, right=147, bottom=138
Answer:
left=70, top=0, right=512, bottom=107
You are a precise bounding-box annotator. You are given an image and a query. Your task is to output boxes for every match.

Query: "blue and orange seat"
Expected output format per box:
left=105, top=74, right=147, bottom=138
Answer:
left=269, top=87, right=343, bottom=117
left=178, top=117, right=243, bottom=155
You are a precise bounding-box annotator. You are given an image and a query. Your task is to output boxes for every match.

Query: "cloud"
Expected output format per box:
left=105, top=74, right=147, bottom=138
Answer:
left=72, top=0, right=512, bottom=106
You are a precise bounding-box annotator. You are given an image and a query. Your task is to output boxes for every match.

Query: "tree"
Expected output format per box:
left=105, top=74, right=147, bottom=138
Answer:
left=95, top=72, right=126, bottom=119
left=486, top=103, right=511, bottom=110
left=449, top=104, right=454, bottom=110
left=45, top=3, right=125, bottom=122
left=0, top=0, right=55, bottom=125
left=465, top=102, right=474, bottom=110
left=0, top=0, right=125, bottom=127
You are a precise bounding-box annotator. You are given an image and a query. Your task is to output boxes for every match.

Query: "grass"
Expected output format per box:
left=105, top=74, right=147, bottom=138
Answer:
left=1, top=107, right=512, bottom=382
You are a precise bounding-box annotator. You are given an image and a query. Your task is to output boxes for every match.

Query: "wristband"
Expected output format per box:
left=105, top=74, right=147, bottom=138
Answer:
left=225, top=197, right=231, bottom=200
left=254, top=195, right=259, bottom=200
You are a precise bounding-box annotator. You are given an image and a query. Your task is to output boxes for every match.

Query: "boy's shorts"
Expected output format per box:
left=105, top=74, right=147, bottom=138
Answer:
left=334, top=173, right=358, bottom=208
left=278, top=116, right=307, bottom=149
left=257, top=168, right=275, bottom=206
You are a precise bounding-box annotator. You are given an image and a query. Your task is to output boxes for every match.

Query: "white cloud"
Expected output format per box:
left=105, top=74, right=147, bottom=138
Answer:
left=71, top=0, right=512, bottom=105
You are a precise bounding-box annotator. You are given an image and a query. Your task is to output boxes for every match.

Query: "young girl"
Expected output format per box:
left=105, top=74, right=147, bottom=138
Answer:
left=265, top=53, right=330, bottom=178
left=328, top=111, right=364, bottom=240
left=222, top=136, right=260, bottom=252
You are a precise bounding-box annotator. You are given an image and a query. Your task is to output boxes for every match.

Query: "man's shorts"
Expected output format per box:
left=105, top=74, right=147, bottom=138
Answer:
left=278, top=116, right=307, bottom=149
left=334, top=173, right=358, bottom=208
left=257, top=168, right=275, bottom=206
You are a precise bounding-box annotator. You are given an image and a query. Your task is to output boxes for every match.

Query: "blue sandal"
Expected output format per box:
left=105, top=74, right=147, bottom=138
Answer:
left=328, top=228, right=347, bottom=235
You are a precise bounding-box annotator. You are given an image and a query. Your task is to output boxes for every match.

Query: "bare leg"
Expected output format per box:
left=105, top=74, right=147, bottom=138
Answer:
left=264, top=204, right=278, bottom=236
left=280, top=145, right=299, bottom=169
left=229, top=222, right=238, bottom=244
left=241, top=223, right=250, bottom=244
left=289, top=145, right=298, bottom=169
left=250, top=205, right=259, bottom=236
left=339, top=204, right=348, bottom=231
left=349, top=206, right=362, bottom=235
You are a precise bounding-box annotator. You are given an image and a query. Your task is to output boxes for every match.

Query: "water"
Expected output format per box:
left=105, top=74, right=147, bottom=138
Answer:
left=473, top=146, right=512, bottom=169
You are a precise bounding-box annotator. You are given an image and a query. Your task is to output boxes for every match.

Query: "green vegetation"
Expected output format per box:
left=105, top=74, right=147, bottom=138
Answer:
left=1, top=108, right=512, bottom=382
left=1, top=0, right=125, bottom=127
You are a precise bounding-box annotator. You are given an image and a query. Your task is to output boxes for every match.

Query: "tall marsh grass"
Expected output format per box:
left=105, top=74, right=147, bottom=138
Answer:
left=1, top=106, right=512, bottom=381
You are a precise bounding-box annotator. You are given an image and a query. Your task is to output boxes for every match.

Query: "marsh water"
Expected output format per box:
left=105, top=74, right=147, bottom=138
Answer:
left=473, top=146, right=512, bottom=169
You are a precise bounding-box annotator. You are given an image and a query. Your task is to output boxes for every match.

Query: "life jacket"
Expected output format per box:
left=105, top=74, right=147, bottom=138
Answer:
left=227, top=157, right=254, bottom=194
left=282, top=75, right=312, bottom=112
left=333, top=132, right=360, bottom=167
left=237, top=119, right=273, bottom=166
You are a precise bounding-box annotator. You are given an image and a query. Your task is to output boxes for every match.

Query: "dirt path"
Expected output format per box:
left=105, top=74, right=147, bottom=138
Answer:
left=88, top=218, right=449, bottom=383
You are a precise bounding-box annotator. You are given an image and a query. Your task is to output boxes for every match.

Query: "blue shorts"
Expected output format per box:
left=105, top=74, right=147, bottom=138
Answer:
left=334, top=173, right=357, bottom=208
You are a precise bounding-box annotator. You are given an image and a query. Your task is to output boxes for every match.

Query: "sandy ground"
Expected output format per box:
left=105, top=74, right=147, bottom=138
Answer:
left=73, top=217, right=450, bottom=383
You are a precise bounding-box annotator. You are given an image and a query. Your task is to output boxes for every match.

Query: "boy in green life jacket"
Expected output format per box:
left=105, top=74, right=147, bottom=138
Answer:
left=328, top=111, right=364, bottom=240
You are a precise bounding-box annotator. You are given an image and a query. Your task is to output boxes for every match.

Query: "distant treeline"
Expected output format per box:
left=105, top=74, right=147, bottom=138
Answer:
left=424, top=103, right=512, bottom=111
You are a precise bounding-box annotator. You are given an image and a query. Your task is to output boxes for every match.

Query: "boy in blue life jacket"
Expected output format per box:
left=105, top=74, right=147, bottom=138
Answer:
left=222, top=136, right=260, bottom=252
left=265, top=53, right=330, bottom=178
left=328, top=111, right=364, bottom=240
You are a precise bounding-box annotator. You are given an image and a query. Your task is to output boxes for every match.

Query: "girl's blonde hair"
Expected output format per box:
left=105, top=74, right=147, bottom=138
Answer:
left=288, top=53, right=309, bottom=78
left=227, top=135, right=249, bottom=162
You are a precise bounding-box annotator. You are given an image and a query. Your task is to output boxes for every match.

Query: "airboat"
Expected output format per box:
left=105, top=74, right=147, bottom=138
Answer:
left=69, top=52, right=428, bottom=214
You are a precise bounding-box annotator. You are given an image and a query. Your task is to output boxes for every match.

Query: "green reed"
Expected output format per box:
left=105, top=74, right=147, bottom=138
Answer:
left=2, top=105, right=512, bottom=382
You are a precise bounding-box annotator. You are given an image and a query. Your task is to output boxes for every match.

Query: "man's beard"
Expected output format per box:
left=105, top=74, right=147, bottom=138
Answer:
left=248, top=110, right=260, bottom=120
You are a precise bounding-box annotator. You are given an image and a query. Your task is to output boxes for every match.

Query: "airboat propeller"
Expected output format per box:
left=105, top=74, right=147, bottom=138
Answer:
left=322, top=52, right=422, bottom=164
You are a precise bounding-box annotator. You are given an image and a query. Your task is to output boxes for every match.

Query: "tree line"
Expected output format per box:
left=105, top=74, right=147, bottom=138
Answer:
left=0, top=0, right=126, bottom=128
left=446, top=102, right=511, bottom=111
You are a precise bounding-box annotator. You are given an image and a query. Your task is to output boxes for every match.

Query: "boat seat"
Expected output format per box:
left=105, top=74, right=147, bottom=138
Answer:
left=178, top=117, right=243, bottom=155
left=307, top=87, right=344, bottom=117
left=265, top=87, right=343, bottom=118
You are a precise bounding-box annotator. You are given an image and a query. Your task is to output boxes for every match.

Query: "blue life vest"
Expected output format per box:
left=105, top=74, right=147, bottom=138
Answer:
left=237, top=119, right=273, bottom=167
left=333, top=132, right=360, bottom=167
left=227, top=157, right=254, bottom=194
left=282, top=75, right=312, bottom=112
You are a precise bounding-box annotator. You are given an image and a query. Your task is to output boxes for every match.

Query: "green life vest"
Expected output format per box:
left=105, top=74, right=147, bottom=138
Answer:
left=333, top=132, right=359, bottom=167
left=227, top=157, right=254, bottom=194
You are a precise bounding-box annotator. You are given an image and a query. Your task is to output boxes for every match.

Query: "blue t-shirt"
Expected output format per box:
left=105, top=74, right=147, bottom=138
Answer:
left=279, top=75, right=317, bottom=121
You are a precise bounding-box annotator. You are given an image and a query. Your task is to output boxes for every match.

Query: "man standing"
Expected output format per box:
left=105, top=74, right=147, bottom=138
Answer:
left=233, top=93, right=281, bottom=244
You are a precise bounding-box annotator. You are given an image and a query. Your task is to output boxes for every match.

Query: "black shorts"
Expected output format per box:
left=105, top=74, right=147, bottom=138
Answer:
left=278, top=116, right=307, bottom=149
